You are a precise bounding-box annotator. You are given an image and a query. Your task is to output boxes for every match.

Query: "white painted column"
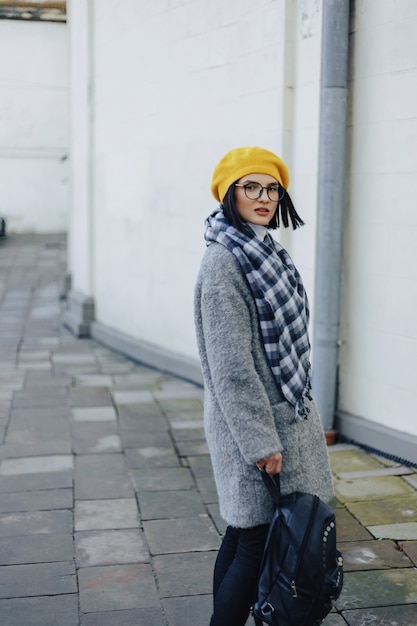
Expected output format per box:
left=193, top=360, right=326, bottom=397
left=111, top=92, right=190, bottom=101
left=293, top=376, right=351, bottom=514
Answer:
left=64, top=0, right=95, bottom=335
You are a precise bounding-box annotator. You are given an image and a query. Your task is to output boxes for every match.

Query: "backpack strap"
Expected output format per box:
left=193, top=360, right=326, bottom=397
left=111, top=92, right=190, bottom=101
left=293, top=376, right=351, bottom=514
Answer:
left=251, top=470, right=282, bottom=625
left=259, top=468, right=281, bottom=506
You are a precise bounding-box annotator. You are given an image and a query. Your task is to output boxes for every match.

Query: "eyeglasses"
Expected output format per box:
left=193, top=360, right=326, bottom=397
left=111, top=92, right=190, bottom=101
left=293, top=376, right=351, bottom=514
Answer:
left=234, top=182, right=283, bottom=202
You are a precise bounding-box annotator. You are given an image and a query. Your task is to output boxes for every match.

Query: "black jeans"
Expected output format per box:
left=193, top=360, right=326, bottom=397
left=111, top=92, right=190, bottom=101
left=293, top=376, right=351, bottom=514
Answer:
left=210, top=524, right=269, bottom=626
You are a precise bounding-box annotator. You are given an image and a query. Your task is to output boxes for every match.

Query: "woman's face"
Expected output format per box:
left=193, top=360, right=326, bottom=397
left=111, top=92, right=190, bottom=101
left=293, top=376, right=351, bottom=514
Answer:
left=234, top=173, right=279, bottom=226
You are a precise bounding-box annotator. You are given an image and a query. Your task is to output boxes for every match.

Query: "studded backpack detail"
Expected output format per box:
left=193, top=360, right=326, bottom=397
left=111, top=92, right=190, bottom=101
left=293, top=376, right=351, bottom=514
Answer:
left=252, top=470, right=343, bottom=626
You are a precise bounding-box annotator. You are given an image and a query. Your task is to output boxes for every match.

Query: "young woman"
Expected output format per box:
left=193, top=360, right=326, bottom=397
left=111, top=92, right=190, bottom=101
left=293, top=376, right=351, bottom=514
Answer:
left=194, top=146, right=334, bottom=626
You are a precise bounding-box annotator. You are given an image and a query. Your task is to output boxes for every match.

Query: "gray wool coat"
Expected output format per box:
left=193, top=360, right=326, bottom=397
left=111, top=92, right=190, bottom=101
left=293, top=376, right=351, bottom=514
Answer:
left=194, top=241, right=334, bottom=529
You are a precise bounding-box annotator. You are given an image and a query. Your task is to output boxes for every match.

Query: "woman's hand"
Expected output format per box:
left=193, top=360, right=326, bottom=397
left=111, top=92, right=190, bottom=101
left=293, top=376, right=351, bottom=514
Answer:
left=256, top=451, right=283, bottom=475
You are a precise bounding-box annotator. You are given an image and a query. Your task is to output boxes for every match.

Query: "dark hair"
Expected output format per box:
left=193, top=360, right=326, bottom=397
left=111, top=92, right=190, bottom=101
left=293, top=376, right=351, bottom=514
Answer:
left=221, top=182, right=305, bottom=233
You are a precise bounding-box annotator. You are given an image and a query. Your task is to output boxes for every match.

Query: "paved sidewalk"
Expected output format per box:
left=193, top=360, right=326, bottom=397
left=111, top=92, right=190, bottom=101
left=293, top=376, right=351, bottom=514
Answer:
left=0, top=234, right=416, bottom=626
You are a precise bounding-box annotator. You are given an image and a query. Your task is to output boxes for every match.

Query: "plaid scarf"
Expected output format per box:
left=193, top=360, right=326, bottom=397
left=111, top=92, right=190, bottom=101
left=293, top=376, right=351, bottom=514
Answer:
left=205, top=208, right=312, bottom=421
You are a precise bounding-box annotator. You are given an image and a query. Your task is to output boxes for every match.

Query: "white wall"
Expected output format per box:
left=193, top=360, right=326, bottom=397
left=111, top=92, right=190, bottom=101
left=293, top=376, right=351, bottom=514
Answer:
left=67, top=0, right=93, bottom=296
left=69, top=0, right=321, bottom=363
left=284, top=0, right=323, bottom=308
left=339, top=0, right=417, bottom=436
left=68, top=0, right=417, bottom=443
left=0, top=19, right=68, bottom=233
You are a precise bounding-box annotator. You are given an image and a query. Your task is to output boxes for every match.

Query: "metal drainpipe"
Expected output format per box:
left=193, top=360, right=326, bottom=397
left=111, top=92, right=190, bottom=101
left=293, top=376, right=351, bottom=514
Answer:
left=312, top=0, right=350, bottom=435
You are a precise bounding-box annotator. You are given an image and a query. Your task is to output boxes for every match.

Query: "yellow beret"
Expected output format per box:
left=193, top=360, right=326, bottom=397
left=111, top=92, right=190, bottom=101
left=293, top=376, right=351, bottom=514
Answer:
left=210, top=146, right=290, bottom=203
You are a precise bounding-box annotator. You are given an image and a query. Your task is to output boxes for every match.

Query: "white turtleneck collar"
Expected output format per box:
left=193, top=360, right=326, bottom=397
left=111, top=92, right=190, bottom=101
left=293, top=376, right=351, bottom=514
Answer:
left=248, top=223, right=268, bottom=241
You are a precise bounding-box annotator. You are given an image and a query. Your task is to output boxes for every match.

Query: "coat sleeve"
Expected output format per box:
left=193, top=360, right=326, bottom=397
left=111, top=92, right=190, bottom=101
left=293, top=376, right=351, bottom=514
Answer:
left=195, top=246, right=283, bottom=465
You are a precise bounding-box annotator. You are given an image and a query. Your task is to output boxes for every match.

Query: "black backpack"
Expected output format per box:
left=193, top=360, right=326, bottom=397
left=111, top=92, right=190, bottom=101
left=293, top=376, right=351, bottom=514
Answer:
left=252, top=471, right=343, bottom=626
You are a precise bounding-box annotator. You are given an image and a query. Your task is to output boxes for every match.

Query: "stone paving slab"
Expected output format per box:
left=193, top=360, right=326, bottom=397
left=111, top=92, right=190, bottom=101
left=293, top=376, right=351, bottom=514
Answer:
left=0, top=487, right=72, bottom=513
left=175, top=439, right=210, bottom=456
left=0, top=561, right=77, bottom=598
left=69, top=386, right=113, bottom=406
left=0, top=510, right=73, bottom=537
left=338, top=539, right=414, bottom=571
left=170, top=426, right=206, bottom=442
left=117, top=412, right=168, bottom=433
left=116, top=402, right=164, bottom=419
left=8, top=406, right=69, bottom=420
left=334, top=475, right=415, bottom=502
left=71, top=406, right=117, bottom=422
left=143, top=516, right=220, bottom=555
left=0, top=594, right=79, bottom=626
left=130, top=466, right=195, bottom=491
left=112, top=370, right=164, bottom=388
left=0, top=470, right=72, bottom=493
left=153, top=378, right=201, bottom=393
left=11, top=392, right=68, bottom=408
left=162, top=595, right=213, bottom=626
left=23, top=337, right=60, bottom=349
left=335, top=569, right=417, bottom=610
left=78, top=564, right=160, bottom=613
left=98, top=362, right=135, bottom=375
left=112, top=390, right=154, bottom=404
left=329, top=496, right=346, bottom=509
left=156, top=396, right=204, bottom=414
left=137, top=489, right=207, bottom=520
left=367, top=521, right=417, bottom=540
left=18, top=350, right=52, bottom=362
left=12, top=383, right=67, bottom=396
left=402, top=540, right=417, bottom=565
left=52, top=353, right=97, bottom=365
left=337, top=466, right=415, bottom=480
left=74, top=499, right=140, bottom=531
left=321, top=614, right=347, bottom=625
left=82, top=607, right=166, bottom=626
left=341, top=604, right=417, bottom=625
left=328, top=448, right=385, bottom=475
left=124, top=445, right=181, bottom=469
left=194, top=475, right=221, bottom=505
left=0, top=532, right=74, bottom=565
left=74, top=472, right=134, bottom=500
left=404, top=473, right=417, bottom=490
left=120, top=429, right=173, bottom=448
left=0, top=454, right=74, bottom=475
left=75, top=529, right=149, bottom=567
left=5, top=419, right=69, bottom=440
left=0, top=401, right=10, bottom=414
left=0, top=438, right=72, bottom=458
left=0, top=373, right=25, bottom=389
left=24, top=372, right=72, bottom=387
left=29, top=304, right=61, bottom=319
left=346, top=494, right=417, bottom=525
left=53, top=363, right=99, bottom=375
left=70, top=422, right=122, bottom=454
left=207, top=503, right=227, bottom=535
left=75, top=374, right=113, bottom=387
left=153, top=551, right=217, bottom=597
left=187, top=455, right=214, bottom=478
left=167, top=414, right=204, bottom=428
left=74, top=453, right=127, bottom=476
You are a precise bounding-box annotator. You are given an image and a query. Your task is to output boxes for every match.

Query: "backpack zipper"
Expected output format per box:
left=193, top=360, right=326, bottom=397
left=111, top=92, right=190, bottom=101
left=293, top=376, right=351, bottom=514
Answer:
left=290, top=495, right=320, bottom=597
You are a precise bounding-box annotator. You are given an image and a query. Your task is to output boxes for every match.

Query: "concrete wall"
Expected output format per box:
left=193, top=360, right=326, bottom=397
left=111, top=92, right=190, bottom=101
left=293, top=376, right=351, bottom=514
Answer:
left=0, top=18, right=68, bottom=233
left=67, top=0, right=92, bottom=297
left=67, top=0, right=323, bottom=365
left=338, top=0, right=417, bottom=438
